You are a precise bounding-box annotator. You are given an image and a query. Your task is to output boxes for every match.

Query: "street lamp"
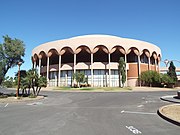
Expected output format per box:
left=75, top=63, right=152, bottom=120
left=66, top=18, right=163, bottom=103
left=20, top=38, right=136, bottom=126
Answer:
left=164, top=59, right=170, bottom=67
left=16, top=61, right=22, bottom=97
left=164, top=59, right=180, bottom=67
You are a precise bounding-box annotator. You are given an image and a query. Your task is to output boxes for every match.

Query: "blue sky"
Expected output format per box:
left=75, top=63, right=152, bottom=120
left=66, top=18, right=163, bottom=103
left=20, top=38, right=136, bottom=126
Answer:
left=0, top=0, right=180, bottom=77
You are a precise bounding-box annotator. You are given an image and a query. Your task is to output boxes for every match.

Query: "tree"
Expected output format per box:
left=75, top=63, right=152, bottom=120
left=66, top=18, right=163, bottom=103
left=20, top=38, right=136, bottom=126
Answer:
left=118, top=57, right=126, bottom=87
left=0, top=35, right=25, bottom=85
left=167, top=61, right=177, bottom=84
left=20, top=69, right=47, bottom=96
left=73, top=72, right=85, bottom=87
left=2, top=76, right=14, bottom=88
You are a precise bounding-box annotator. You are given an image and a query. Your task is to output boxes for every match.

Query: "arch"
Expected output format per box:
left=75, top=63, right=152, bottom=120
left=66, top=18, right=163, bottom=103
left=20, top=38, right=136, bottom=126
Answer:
left=39, top=51, right=47, bottom=67
left=47, top=49, right=59, bottom=65
left=127, top=47, right=139, bottom=63
left=93, top=45, right=109, bottom=54
left=48, top=48, right=58, bottom=57
left=76, top=45, right=91, bottom=63
left=110, top=45, right=126, bottom=54
left=110, top=46, right=125, bottom=62
left=33, top=53, right=39, bottom=66
left=127, top=47, right=139, bottom=55
left=141, top=49, right=150, bottom=57
left=60, top=46, right=74, bottom=55
left=39, top=51, right=46, bottom=59
left=140, top=49, right=150, bottom=64
left=93, top=45, right=109, bottom=62
left=33, top=53, right=38, bottom=61
left=75, top=45, right=91, bottom=54
left=60, top=47, right=74, bottom=64
left=151, top=51, right=157, bottom=59
left=150, top=51, right=157, bottom=65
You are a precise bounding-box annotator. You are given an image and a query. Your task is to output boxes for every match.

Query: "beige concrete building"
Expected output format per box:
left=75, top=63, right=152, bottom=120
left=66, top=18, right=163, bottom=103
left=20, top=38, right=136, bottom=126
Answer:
left=32, top=35, right=161, bottom=87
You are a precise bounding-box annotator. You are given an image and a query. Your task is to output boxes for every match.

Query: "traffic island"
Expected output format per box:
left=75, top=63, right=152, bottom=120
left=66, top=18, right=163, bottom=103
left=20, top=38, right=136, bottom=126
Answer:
left=160, top=95, right=180, bottom=103
left=158, top=104, right=180, bottom=126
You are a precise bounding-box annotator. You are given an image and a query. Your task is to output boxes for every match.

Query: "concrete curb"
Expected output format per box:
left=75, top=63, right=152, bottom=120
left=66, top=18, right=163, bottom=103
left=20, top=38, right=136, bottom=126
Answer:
left=160, top=95, right=180, bottom=104
left=0, top=96, right=44, bottom=103
left=157, top=105, right=180, bottom=126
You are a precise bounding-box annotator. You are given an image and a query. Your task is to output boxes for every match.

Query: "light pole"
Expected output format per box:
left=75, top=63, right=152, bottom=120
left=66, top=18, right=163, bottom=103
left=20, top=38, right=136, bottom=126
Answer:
left=164, top=59, right=170, bottom=67
left=16, top=62, right=22, bottom=97
left=164, top=59, right=180, bottom=67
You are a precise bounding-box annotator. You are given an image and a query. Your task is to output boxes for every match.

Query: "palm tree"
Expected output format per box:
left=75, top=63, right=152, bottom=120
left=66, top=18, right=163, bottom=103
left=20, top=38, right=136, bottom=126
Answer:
left=20, top=68, right=47, bottom=96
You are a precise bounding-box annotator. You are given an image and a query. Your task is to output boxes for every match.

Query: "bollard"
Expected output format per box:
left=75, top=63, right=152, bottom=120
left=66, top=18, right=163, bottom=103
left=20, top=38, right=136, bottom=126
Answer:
left=177, top=91, right=180, bottom=99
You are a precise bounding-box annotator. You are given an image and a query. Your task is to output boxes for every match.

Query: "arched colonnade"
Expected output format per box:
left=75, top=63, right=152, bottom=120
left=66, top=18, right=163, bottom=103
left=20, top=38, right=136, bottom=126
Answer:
left=32, top=45, right=161, bottom=87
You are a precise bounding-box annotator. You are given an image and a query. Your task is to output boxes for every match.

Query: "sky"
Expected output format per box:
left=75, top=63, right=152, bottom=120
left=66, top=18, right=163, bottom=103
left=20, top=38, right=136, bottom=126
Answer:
left=0, top=0, right=180, bottom=77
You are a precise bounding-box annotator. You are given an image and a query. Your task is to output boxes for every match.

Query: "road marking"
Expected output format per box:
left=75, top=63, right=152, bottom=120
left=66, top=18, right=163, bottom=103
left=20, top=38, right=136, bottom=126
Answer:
left=4, top=103, right=9, bottom=107
left=137, top=105, right=143, bottom=107
left=145, top=100, right=156, bottom=103
left=27, top=102, right=43, bottom=106
left=121, top=110, right=156, bottom=115
left=126, top=126, right=142, bottom=134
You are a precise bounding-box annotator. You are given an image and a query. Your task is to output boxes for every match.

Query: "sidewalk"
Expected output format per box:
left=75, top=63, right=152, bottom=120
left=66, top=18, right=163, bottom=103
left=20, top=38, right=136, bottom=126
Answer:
left=2, top=86, right=179, bottom=93
left=132, top=86, right=179, bottom=92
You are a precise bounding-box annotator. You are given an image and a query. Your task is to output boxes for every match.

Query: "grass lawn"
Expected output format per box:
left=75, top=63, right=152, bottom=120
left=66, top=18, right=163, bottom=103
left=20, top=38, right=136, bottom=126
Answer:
left=53, top=86, right=132, bottom=91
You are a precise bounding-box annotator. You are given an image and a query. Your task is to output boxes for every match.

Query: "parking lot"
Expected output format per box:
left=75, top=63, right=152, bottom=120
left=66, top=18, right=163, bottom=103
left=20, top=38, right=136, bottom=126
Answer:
left=0, top=90, right=179, bottom=135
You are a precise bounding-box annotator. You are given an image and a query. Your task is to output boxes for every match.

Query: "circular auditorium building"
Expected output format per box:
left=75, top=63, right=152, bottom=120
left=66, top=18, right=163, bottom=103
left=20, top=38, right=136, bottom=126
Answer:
left=32, top=35, right=161, bottom=87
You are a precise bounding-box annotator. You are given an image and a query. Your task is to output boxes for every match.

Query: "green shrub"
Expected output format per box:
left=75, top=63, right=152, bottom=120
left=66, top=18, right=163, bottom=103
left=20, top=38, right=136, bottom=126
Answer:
left=140, top=70, right=177, bottom=88
left=140, top=70, right=160, bottom=87
left=7, top=93, right=16, bottom=97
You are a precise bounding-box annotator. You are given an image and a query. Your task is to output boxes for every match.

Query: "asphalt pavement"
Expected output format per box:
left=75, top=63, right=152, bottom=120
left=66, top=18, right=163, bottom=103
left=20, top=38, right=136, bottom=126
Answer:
left=0, top=89, right=179, bottom=135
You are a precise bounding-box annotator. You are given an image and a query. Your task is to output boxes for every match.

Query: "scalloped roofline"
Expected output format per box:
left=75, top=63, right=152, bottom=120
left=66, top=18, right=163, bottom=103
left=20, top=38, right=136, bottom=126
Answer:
left=32, top=34, right=161, bottom=58
left=69, top=34, right=123, bottom=39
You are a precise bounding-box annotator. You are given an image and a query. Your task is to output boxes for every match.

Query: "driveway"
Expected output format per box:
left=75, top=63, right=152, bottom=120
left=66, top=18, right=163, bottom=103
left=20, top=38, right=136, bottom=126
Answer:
left=0, top=90, right=179, bottom=135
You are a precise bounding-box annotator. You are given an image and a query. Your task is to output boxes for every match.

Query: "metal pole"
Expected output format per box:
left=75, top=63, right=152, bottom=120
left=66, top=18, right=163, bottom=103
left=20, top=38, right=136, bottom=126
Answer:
left=16, top=62, right=21, bottom=97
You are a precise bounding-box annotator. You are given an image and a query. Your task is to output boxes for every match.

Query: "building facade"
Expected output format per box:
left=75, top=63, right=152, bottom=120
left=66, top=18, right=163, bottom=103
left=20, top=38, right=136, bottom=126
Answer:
left=32, top=35, right=161, bottom=87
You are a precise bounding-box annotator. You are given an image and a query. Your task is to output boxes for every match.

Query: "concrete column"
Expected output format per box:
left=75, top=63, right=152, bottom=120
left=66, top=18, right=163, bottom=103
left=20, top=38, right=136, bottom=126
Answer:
left=158, top=61, right=160, bottom=73
left=138, top=54, right=141, bottom=86
left=55, top=72, right=57, bottom=87
left=33, top=61, right=36, bottom=69
left=91, top=53, right=93, bottom=87
left=65, top=73, right=68, bottom=86
left=155, top=59, right=157, bottom=71
left=38, top=59, right=41, bottom=76
left=47, top=56, right=49, bottom=86
left=73, top=53, right=76, bottom=86
left=58, top=55, right=61, bottom=87
left=125, top=54, right=127, bottom=87
left=74, top=53, right=76, bottom=74
left=108, top=53, right=111, bottom=87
